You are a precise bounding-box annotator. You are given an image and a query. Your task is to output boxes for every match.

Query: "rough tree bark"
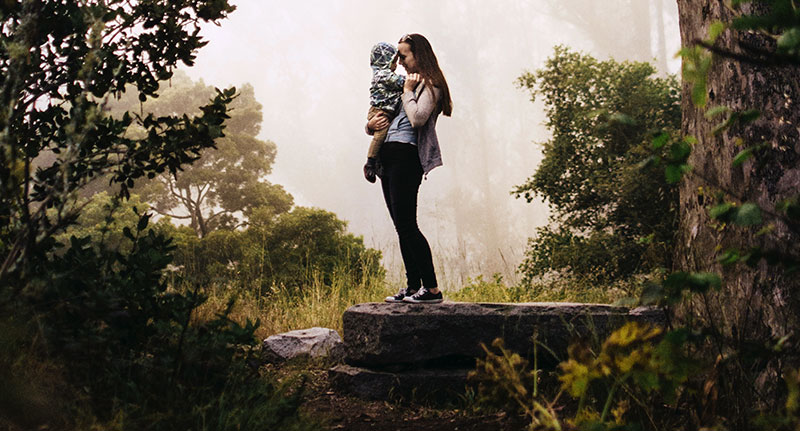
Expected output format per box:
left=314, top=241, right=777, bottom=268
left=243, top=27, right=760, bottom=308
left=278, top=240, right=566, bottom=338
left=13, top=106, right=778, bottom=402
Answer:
left=675, top=1, right=800, bottom=354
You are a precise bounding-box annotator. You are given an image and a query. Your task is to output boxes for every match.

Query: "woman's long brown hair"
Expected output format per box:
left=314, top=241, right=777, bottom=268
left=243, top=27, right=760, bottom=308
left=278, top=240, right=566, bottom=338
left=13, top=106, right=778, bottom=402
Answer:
left=399, top=33, right=452, bottom=117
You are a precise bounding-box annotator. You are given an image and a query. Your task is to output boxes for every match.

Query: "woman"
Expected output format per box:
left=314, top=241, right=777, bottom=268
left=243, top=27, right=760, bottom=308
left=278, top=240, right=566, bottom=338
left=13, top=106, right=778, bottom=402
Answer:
left=366, top=33, right=452, bottom=304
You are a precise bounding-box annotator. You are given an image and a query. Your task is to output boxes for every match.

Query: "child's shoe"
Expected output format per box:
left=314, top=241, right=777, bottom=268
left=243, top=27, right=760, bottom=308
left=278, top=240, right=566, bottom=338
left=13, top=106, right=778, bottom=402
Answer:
left=363, top=157, right=378, bottom=183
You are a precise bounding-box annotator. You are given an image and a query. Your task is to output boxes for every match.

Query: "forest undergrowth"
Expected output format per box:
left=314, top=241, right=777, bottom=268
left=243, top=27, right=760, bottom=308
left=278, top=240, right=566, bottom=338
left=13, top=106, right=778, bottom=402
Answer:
left=192, top=267, right=632, bottom=340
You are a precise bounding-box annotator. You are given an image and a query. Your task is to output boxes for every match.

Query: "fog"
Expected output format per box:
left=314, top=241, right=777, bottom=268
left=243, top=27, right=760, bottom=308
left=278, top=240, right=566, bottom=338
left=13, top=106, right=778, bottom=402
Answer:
left=182, top=0, right=681, bottom=288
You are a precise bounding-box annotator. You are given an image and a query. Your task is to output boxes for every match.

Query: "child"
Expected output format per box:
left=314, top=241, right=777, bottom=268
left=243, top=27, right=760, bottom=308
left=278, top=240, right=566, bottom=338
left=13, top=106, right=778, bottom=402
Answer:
left=363, top=42, right=405, bottom=183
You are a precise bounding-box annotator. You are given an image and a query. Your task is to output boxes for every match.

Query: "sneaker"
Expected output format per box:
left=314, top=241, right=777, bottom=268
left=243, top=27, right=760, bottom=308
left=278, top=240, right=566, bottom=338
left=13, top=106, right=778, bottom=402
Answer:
left=385, top=288, right=417, bottom=303
left=402, top=287, right=443, bottom=304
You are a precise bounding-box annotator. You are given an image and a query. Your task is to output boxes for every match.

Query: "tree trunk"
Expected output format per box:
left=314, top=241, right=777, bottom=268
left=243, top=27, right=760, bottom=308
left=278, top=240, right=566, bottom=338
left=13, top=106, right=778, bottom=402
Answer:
left=675, top=0, right=800, bottom=385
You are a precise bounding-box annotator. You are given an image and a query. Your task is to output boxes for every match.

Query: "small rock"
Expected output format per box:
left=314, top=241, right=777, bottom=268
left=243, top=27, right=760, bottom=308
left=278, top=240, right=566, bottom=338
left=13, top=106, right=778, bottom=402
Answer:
left=262, top=327, right=344, bottom=363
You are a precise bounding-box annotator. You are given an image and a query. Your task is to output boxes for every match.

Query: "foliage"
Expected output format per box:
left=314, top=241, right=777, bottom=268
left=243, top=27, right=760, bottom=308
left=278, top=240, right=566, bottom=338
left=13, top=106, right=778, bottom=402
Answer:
left=0, top=0, right=236, bottom=288
left=472, top=323, right=696, bottom=431
left=474, top=2, right=800, bottom=430
left=53, top=192, right=173, bottom=254
left=171, top=206, right=384, bottom=296
left=3, top=212, right=313, bottom=430
left=106, top=71, right=293, bottom=237
left=470, top=338, right=560, bottom=430
left=693, top=0, right=800, bottom=66
left=514, top=46, right=681, bottom=287
left=0, top=1, right=314, bottom=429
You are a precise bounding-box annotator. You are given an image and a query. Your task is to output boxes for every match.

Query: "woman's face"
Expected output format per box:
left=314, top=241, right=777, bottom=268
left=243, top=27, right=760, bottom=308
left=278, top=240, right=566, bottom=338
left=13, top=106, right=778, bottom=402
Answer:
left=397, top=42, right=417, bottom=74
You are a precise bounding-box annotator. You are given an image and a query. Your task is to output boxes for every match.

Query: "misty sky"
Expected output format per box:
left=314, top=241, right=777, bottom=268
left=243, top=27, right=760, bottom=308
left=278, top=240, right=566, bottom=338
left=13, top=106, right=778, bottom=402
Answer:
left=181, top=0, right=681, bottom=287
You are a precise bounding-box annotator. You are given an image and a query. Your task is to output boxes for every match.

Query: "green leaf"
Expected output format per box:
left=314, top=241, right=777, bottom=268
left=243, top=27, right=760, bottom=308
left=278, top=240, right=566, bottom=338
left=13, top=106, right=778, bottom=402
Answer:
left=688, top=272, right=722, bottom=291
left=651, top=132, right=669, bottom=150
left=669, top=140, right=692, bottom=162
left=717, top=249, right=742, bottom=266
left=709, top=202, right=735, bottom=220
left=712, top=115, right=735, bottom=136
left=704, top=106, right=730, bottom=119
left=665, top=164, right=691, bottom=184
left=732, top=202, right=762, bottom=226
left=709, top=21, right=726, bottom=42
left=777, top=27, right=800, bottom=53
left=738, top=109, right=761, bottom=126
left=636, top=233, right=655, bottom=245
left=691, top=79, right=707, bottom=107
left=137, top=214, right=150, bottom=231
left=755, top=224, right=775, bottom=236
left=665, top=164, right=684, bottom=184
left=732, top=148, right=754, bottom=166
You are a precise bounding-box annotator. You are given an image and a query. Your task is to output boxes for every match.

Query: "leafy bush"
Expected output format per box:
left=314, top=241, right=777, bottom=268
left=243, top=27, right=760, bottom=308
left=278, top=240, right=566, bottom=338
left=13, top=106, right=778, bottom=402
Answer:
left=514, top=47, right=681, bottom=289
left=473, top=2, right=800, bottom=429
left=4, top=214, right=313, bottom=430
left=0, top=1, right=315, bottom=429
left=171, top=206, right=384, bottom=296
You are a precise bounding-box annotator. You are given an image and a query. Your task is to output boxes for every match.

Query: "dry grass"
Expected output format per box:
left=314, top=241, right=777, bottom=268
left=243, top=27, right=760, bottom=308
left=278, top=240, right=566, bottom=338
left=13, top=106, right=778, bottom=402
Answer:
left=191, top=268, right=633, bottom=341
left=192, top=271, right=393, bottom=340
left=445, top=273, right=631, bottom=305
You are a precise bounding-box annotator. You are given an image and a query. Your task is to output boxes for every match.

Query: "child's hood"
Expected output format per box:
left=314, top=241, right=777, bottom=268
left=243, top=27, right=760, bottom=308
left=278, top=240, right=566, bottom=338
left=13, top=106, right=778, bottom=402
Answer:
left=370, top=42, right=397, bottom=70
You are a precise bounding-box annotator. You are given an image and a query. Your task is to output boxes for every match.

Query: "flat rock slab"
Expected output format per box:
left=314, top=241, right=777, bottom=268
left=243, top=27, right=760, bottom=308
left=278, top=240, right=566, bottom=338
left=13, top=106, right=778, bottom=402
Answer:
left=329, top=364, right=471, bottom=402
left=343, top=302, right=662, bottom=368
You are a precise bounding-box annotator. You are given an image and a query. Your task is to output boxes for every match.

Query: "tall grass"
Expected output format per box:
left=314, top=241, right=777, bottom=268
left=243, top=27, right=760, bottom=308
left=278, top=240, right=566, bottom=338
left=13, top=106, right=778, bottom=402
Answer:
left=192, top=267, right=392, bottom=340
left=446, top=273, right=635, bottom=304
left=191, top=269, right=634, bottom=341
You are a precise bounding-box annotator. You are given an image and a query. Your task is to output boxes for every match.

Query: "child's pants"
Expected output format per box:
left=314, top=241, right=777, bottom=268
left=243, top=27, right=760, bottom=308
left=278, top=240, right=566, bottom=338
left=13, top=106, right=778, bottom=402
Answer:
left=367, top=106, right=392, bottom=159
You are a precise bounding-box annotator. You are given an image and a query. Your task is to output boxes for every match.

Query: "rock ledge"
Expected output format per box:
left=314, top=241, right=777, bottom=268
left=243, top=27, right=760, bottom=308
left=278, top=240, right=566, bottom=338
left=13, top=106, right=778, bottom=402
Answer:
left=343, top=302, right=661, bottom=369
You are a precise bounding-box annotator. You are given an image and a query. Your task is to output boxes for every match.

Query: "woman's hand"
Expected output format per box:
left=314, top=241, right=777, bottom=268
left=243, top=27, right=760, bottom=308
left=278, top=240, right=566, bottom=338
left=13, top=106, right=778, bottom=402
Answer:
left=404, top=73, right=422, bottom=92
left=367, top=113, right=390, bottom=132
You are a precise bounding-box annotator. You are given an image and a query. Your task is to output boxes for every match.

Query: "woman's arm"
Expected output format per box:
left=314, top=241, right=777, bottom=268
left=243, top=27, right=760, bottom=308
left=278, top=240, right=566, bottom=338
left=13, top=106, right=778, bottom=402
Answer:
left=402, top=84, right=441, bottom=128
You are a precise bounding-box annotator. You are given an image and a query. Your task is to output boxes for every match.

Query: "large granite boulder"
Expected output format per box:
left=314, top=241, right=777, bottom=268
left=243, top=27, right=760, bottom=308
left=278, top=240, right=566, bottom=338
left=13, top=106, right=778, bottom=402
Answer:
left=262, top=327, right=344, bottom=363
left=342, top=302, right=662, bottom=369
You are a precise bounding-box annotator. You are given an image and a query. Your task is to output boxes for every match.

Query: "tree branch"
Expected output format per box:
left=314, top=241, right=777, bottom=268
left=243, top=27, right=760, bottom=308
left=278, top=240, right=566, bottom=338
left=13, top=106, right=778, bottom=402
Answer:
left=694, top=39, right=800, bottom=67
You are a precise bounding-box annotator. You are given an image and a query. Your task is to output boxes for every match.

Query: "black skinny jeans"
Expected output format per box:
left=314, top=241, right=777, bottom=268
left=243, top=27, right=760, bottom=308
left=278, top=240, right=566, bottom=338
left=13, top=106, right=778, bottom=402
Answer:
left=379, top=141, right=437, bottom=291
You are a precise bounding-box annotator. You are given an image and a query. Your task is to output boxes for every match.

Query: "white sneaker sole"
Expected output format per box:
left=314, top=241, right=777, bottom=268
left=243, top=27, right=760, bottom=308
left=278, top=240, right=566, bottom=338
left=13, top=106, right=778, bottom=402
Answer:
left=402, top=297, right=443, bottom=304
left=384, top=297, right=405, bottom=303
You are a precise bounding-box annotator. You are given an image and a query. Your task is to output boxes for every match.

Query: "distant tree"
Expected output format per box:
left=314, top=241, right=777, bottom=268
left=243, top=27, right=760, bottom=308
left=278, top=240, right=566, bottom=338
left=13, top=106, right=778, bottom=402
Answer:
left=514, top=47, right=681, bottom=287
left=171, top=206, right=384, bottom=294
left=245, top=206, right=382, bottom=291
left=107, top=71, right=293, bottom=237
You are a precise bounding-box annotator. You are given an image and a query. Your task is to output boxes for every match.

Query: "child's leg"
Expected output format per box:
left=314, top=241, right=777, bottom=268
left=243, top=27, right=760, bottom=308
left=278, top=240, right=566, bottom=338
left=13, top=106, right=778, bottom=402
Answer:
left=367, top=107, right=390, bottom=159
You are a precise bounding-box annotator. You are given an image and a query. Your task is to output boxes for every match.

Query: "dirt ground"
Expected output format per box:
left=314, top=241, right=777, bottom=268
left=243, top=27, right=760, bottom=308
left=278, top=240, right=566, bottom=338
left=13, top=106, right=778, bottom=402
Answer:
left=295, top=367, right=530, bottom=431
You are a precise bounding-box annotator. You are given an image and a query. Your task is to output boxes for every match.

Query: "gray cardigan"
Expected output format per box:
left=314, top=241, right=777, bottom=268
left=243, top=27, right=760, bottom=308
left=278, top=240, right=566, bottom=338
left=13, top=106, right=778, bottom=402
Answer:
left=402, top=84, right=443, bottom=175
left=368, top=83, right=443, bottom=175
